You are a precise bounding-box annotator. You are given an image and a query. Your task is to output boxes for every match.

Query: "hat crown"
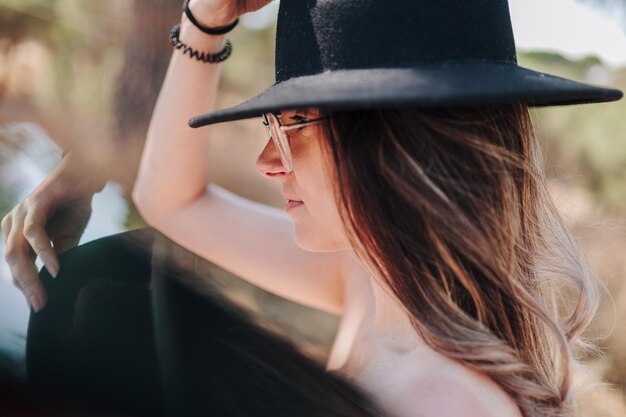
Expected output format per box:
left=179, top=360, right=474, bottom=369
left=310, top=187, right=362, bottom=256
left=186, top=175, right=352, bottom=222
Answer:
left=188, top=0, right=621, bottom=129
left=275, top=0, right=518, bottom=82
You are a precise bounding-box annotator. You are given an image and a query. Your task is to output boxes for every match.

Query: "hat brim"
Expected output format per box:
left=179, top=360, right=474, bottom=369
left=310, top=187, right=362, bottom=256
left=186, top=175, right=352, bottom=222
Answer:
left=189, top=62, right=623, bottom=128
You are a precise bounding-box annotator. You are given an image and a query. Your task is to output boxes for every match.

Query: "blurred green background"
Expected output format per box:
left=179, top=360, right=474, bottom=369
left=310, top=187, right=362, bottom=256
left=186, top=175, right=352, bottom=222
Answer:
left=0, top=0, right=625, bottom=415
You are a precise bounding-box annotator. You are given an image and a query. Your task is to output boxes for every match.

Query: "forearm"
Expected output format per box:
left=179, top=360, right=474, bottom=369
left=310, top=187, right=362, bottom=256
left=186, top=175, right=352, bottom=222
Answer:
left=132, top=12, right=226, bottom=218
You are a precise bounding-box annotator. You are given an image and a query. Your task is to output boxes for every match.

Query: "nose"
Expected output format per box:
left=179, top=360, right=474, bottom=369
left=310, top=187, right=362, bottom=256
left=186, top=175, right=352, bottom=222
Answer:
left=255, top=138, right=286, bottom=178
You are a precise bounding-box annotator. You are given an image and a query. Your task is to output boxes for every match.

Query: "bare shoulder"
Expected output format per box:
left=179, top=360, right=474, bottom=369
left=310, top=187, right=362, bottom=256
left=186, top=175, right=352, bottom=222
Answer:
left=390, top=351, right=523, bottom=417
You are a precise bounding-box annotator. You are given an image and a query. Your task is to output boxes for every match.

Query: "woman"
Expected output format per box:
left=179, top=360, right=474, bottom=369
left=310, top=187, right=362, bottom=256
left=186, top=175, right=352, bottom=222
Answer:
left=4, top=0, right=623, bottom=416
left=132, top=0, right=622, bottom=415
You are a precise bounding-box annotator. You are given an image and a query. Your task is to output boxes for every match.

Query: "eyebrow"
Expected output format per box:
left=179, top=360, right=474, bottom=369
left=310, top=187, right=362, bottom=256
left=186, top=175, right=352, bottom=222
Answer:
left=275, top=108, right=318, bottom=121
left=288, top=107, right=317, bottom=116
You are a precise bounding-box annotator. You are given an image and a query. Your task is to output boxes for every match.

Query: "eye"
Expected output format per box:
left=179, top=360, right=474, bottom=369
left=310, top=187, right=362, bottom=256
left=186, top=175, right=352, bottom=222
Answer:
left=288, top=115, right=313, bottom=132
left=289, top=115, right=309, bottom=123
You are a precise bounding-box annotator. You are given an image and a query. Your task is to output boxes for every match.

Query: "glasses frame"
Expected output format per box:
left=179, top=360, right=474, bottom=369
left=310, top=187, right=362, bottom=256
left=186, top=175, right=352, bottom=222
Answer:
left=262, top=112, right=333, bottom=173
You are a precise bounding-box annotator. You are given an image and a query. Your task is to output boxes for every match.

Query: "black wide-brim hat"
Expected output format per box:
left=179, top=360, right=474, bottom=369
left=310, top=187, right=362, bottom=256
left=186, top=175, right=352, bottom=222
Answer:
left=189, top=0, right=623, bottom=128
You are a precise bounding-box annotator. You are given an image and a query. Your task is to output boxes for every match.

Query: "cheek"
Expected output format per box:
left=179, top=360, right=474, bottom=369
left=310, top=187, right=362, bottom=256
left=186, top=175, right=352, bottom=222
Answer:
left=292, top=138, right=334, bottom=203
left=291, top=139, right=350, bottom=249
left=291, top=127, right=342, bottom=219
left=302, top=165, right=344, bottom=232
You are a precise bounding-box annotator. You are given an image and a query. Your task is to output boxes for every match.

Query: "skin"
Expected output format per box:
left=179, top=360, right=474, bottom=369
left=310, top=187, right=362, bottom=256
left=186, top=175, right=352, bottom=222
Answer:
left=2, top=0, right=272, bottom=313
left=1, top=151, right=107, bottom=312
left=255, top=107, right=523, bottom=417
left=3, top=0, right=524, bottom=414
left=255, top=107, right=350, bottom=252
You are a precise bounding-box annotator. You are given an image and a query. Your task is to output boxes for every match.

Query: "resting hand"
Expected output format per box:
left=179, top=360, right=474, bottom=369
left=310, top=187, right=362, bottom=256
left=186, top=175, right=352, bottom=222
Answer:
left=1, top=152, right=104, bottom=312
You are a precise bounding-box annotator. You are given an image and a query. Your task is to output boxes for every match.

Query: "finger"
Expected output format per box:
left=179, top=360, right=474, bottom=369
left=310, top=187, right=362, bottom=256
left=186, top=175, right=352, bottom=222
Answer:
left=23, top=203, right=60, bottom=278
left=1, top=212, right=11, bottom=244
left=9, top=248, right=37, bottom=291
left=5, top=213, right=48, bottom=312
left=27, top=243, right=37, bottom=263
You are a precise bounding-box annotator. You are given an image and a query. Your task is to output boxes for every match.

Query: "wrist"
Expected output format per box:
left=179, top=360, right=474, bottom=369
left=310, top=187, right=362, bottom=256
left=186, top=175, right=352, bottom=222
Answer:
left=59, top=151, right=108, bottom=195
left=184, top=0, right=237, bottom=29
left=179, top=14, right=227, bottom=52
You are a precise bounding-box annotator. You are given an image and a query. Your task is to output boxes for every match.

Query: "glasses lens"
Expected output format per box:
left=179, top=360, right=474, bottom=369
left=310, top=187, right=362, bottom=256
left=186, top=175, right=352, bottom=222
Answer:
left=266, top=112, right=293, bottom=172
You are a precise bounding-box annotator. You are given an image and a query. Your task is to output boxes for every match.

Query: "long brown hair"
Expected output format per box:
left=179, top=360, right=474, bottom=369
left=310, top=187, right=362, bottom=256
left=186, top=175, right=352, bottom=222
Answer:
left=319, top=103, right=602, bottom=417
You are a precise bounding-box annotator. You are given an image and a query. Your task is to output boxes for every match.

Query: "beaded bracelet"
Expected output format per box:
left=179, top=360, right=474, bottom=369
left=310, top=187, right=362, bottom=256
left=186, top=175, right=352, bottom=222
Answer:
left=170, top=23, right=233, bottom=63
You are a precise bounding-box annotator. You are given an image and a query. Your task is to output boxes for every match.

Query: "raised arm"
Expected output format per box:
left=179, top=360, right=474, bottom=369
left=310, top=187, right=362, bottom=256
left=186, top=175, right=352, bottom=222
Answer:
left=131, top=2, right=230, bottom=215
left=132, top=0, right=350, bottom=315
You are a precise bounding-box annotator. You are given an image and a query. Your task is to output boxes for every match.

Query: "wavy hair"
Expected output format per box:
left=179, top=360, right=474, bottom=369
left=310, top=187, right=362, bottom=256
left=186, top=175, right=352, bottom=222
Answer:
left=318, top=103, right=602, bottom=417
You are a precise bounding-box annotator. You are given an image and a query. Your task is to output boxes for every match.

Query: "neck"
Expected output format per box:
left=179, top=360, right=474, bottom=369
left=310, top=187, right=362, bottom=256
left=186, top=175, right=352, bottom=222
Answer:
left=370, top=275, right=417, bottom=338
left=351, top=253, right=421, bottom=346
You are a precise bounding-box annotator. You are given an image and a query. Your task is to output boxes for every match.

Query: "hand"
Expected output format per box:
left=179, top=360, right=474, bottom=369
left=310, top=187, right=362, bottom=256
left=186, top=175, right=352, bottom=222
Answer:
left=187, top=0, right=274, bottom=28
left=1, top=153, right=102, bottom=312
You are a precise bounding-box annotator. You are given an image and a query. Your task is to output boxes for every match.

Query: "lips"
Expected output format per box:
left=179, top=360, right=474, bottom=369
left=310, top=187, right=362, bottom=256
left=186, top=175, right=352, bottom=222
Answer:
left=281, top=191, right=302, bottom=203
left=284, top=200, right=304, bottom=211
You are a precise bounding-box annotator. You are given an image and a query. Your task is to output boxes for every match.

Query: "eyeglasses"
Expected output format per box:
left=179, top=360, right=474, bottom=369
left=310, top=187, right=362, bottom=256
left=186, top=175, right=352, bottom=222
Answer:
left=262, top=112, right=333, bottom=173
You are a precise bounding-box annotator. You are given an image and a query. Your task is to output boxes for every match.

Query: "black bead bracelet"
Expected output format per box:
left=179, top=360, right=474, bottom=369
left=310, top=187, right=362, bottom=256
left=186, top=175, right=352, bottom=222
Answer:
left=169, top=23, right=233, bottom=63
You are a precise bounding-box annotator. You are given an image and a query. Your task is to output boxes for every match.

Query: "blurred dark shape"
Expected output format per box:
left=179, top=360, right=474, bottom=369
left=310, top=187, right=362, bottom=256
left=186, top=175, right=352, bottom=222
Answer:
left=1, top=349, right=126, bottom=416
left=113, top=0, right=181, bottom=144
left=26, top=228, right=163, bottom=417
left=24, top=228, right=385, bottom=417
left=0, top=3, right=55, bottom=42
